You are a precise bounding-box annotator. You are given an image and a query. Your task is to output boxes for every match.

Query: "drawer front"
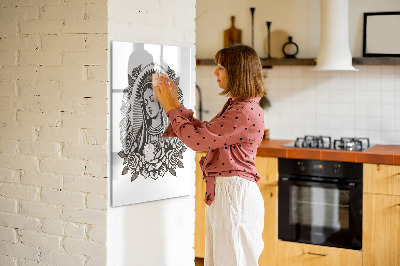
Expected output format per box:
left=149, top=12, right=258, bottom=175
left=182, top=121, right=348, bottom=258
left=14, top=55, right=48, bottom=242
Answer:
left=277, top=241, right=362, bottom=266
left=364, top=164, right=400, bottom=196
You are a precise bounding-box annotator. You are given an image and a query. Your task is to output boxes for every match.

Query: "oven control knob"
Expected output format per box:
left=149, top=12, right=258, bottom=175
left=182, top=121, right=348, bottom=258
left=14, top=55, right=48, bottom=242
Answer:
left=334, top=164, right=341, bottom=174
left=297, top=161, right=305, bottom=171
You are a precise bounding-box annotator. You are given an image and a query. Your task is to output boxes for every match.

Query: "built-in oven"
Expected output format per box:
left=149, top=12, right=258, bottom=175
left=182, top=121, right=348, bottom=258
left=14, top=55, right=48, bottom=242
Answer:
left=278, top=158, right=363, bottom=250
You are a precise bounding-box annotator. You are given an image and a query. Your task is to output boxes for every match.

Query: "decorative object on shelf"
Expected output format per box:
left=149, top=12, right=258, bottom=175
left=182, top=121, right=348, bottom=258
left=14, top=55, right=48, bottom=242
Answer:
left=250, top=7, right=255, bottom=48
left=314, top=0, right=357, bottom=71
left=110, top=41, right=194, bottom=207
left=363, top=11, right=400, bottom=57
left=282, top=36, right=299, bottom=58
left=265, top=21, right=272, bottom=58
left=264, top=29, right=289, bottom=58
left=224, top=16, right=242, bottom=48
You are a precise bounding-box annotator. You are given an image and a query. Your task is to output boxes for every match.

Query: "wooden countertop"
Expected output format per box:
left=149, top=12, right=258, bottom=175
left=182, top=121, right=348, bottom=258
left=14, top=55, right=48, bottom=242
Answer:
left=256, top=139, right=400, bottom=165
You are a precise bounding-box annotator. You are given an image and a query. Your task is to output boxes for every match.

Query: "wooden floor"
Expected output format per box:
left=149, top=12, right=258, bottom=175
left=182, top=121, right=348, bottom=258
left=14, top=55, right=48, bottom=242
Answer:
left=195, top=257, right=204, bottom=266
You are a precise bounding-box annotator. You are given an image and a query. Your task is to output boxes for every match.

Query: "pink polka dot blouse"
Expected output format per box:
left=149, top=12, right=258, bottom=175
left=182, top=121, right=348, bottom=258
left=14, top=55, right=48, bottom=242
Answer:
left=162, top=97, right=265, bottom=205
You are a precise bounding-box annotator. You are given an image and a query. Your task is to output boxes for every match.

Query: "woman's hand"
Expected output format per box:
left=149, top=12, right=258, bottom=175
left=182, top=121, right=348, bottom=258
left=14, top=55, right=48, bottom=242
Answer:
left=153, top=75, right=175, bottom=114
left=160, top=74, right=180, bottom=109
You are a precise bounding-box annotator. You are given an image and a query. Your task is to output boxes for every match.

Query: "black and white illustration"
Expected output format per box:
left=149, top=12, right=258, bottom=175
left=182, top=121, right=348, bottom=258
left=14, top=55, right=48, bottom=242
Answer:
left=111, top=42, right=194, bottom=207
left=118, top=63, right=186, bottom=181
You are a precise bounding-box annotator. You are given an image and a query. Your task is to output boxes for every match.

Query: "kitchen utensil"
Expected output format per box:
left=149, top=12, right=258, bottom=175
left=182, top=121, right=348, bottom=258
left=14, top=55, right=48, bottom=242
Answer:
left=224, top=16, right=242, bottom=48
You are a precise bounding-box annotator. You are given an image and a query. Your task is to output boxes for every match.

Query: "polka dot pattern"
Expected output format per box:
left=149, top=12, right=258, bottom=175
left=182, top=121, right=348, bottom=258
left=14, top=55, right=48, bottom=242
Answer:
left=162, top=97, right=265, bottom=205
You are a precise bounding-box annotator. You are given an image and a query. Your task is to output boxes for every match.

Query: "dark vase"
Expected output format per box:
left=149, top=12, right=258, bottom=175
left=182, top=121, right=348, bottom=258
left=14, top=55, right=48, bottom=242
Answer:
left=282, top=36, right=299, bottom=58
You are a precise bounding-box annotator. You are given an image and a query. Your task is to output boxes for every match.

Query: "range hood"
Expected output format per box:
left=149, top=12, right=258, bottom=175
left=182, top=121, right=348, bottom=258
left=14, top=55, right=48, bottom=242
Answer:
left=314, top=0, right=358, bottom=71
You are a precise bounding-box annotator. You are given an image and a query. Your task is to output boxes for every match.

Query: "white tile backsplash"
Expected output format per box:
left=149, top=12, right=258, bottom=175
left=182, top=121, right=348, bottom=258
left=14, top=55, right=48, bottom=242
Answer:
left=342, top=128, right=356, bottom=137
left=341, top=89, right=355, bottom=104
left=382, top=78, right=395, bottom=91
left=316, top=89, right=330, bottom=103
left=395, top=118, right=400, bottom=131
left=355, top=104, right=368, bottom=117
left=341, top=104, right=355, bottom=116
left=381, top=66, right=395, bottom=77
left=367, top=76, right=381, bottom=91
left=395, top=66, right=400, bottom=78
left=382, top=90, right=395, bottom=104
left=382, top=105, right=395, bottom=118
left=355, top=117, right=368, bottom=130
left=367, top=91, right=381, bottom=104
left=195, top=65, right=400, bottom=144
left=367, top=104, right=382, bottom=118
left=382, top=117, right=396, bottom=131
left=316, top=116, right=330, bottom=128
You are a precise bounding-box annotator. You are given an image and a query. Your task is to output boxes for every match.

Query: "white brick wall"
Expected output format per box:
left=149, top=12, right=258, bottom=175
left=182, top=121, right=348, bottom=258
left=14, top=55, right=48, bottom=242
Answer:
left=1, top=0, right=197, bottom=264
left=0, top=0, right=108, bottom=265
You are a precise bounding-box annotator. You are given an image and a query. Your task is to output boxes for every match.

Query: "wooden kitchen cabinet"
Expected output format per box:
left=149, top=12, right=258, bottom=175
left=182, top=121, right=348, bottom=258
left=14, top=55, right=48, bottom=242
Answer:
left=364, top=163, right=400, bottom=196
left=276, top=241, right=362, bottom=266
left=258, top=184, right=278, bottom=266
left=363, top=163, right=400, bottom=266
left=195, top=152, right=207, bottom=258
left=255, top=156, right=278, bottom=186
left=363, top=193, right=400, bottom=266
left=256, top=156, right=278, bottom=266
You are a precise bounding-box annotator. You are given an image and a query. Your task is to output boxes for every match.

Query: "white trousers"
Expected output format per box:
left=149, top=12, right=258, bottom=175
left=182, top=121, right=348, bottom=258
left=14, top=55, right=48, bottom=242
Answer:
left=205, top=176, right=265, bottom=266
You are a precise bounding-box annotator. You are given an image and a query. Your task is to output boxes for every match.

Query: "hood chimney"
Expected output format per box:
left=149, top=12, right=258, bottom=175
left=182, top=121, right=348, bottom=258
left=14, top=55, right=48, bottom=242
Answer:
left=314, top=0, right=358, bottom=71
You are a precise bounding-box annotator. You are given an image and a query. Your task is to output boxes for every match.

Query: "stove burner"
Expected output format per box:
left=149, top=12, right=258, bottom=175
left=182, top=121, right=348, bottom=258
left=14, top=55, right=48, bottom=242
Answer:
left=295, top=135, right=332, bottom=149
left=286, top=136, right=372, bottom=151
left=333, top=137, right=370, bottom=151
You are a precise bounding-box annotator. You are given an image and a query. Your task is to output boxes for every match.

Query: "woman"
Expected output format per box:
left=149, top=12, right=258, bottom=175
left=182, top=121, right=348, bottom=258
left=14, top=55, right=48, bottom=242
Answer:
left=154, top=44, right=266, bottom=266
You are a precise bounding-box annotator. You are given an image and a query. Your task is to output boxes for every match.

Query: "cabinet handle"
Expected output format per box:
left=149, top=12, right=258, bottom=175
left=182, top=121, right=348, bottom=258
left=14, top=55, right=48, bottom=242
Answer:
left=307, top=252, right=328, bottom=256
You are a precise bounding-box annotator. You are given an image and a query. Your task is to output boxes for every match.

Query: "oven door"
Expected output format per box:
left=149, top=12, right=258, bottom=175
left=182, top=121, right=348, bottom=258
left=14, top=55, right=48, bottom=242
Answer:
left=278, top=176, right=362, bottom=250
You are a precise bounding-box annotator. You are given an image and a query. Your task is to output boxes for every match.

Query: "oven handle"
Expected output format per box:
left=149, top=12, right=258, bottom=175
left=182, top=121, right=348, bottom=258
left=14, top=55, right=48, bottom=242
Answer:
left=280, top=177, right=357, bottom=189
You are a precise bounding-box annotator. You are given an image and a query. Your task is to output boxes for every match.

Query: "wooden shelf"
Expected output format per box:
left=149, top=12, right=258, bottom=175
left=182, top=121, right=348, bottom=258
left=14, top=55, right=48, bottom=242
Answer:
left=352, top=57, right=400, bottom=65
left=260, top=58, right=316, bottom=67
left=196, top=57, right=400, bottom=67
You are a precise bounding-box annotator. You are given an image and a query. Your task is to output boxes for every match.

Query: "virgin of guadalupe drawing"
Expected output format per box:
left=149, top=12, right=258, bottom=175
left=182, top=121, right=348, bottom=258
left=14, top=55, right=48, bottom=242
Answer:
left=117, top=62, right=187, bottom=182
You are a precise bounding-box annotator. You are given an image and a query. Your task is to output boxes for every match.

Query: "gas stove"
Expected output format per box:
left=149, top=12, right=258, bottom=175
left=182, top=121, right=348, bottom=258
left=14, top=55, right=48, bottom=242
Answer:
left=283, top=135, right=373, bottom=151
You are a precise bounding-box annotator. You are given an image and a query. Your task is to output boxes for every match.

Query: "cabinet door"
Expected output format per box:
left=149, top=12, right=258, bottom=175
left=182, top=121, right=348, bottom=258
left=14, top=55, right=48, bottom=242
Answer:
left=363, top=193, right=400, bottom=266
left=277, top=241, right=362, bottom=266
left=195, top=152, right=207, bottom=258
left=364, top=164, right=400, bottom=196
left=255, top=156, right=278, bottom=186
left=259, top=185, right=278, bottom=266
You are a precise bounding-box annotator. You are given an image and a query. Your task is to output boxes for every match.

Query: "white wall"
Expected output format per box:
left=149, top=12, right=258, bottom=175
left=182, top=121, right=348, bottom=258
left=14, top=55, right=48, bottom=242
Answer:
left=107, top=1, right=197, bottom=266
left=196, top=0, right=400, bottom=145
left=196, top=0, right=400, bottom=58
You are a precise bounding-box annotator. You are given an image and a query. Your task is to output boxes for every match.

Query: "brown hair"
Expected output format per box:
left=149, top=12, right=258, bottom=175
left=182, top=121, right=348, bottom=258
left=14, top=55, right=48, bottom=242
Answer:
left=214, top=44, right=266, bottom=99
